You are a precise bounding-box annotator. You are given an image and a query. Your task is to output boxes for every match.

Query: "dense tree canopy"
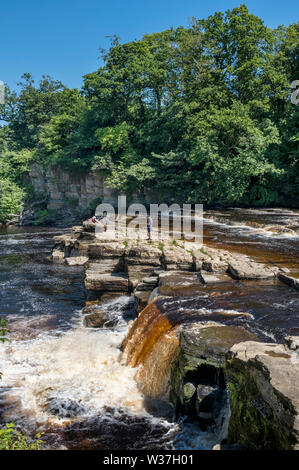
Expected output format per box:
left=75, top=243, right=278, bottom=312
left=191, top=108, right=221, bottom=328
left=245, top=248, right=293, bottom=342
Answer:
left=0, top=5, right=298, bottom=221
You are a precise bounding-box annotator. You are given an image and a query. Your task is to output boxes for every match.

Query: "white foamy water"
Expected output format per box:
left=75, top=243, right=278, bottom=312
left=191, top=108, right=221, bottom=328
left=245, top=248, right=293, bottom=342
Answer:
left=0, top=325, right=147, bottom=429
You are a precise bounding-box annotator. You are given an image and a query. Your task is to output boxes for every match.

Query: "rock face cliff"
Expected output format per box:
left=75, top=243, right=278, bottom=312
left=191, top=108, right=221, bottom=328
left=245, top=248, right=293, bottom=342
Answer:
left=29, top=164, right=155, bottom=216
left=29, top=164, right=116, bottom=211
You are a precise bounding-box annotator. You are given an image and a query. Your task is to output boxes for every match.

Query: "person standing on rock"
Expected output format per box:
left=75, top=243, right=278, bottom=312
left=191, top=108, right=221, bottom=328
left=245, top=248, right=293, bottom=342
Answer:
left=147, top=214, right=153, bottom=241
left=100, top=211, right=109, bottom=232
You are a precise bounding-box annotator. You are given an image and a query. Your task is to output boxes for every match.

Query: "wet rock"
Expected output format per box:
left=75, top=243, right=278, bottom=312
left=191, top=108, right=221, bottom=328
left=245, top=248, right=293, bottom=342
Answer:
left=128, top=265, right=159, bottom=290
left=83, top=301, right=102, bottom=314
left=101, top=292, right=127, bottom=302
left=278, top=273, right=299, bottom=291
left=88, top=259, right=125, bottom=274
left=83, top=311, right=116, bottom=328
left=170, top=325, right=257, bottom=418
left=226, top=339, right=299, bottom=450
left=65, top=256, right=88, bottom=266
left=158, top=271, right=203, bottom=296
left=134, top=290, right=152, bottom=312
left=228, top=259, right=278, bottom=280
left=285, top=336, right=299, bottom=351
left=52, top=249, right=65, bottom=263
left=199, top=272, right=233, bottom=284
left=136, top=277, right=158, bottom=292
left=48, top=398, right=87, bottom=418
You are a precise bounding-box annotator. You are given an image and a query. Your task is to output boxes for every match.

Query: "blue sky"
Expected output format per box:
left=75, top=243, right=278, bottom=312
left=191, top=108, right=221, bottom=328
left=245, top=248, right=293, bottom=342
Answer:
left=1, top=1, right=298, bottom=91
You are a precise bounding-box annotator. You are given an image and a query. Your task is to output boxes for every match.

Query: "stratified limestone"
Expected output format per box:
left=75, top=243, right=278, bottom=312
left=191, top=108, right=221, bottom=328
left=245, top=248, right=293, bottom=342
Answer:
left=84, top=272, right=129, bottom=293
left=88, top=242, right=126, bottom=259
left=162, top=247, right=194, bottom=271
left=127, top=264, right=159, bottom=290
left=88, top=259, right=125, bottom=274
left=226, top=340, right=299, bottom=450
left=199, top=272, right=233, bottom=285
left=134, top=290, right=152, bottom=312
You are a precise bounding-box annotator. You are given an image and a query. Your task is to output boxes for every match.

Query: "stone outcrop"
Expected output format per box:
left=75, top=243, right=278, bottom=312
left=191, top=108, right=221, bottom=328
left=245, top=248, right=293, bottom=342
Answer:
left=85, top=272, right=129, bottom=295
left=228, top=259, right=278, bottom=280
left=47, top=218, right=299, bottom=450
left=278, top=273, right=299, bottom=291
left=226, top=340, right=299, bottom=450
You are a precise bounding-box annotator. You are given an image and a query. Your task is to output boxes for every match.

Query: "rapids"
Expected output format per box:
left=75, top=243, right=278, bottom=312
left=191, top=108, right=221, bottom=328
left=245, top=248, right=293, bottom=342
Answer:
left=0, top=208, right=298, bottom=449
left=0, top=227, right=226, bottom=449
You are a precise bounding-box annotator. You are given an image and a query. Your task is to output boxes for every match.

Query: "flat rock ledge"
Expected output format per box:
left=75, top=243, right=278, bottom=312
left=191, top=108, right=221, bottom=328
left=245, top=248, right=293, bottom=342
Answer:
left=228, top=259, right=279, bottom=280
left=50, top=221, right=290, bottom=289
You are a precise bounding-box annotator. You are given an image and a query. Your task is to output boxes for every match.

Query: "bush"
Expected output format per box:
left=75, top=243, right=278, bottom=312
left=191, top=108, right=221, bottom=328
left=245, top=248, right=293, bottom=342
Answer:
left=0, top=423, right=44, bottom=450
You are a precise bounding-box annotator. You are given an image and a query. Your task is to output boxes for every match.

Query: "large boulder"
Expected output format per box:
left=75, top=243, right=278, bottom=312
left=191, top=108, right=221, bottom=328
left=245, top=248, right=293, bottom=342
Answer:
left=170, top=325, right=257, bottom=422
left=226, top=339, right=299, bottom=450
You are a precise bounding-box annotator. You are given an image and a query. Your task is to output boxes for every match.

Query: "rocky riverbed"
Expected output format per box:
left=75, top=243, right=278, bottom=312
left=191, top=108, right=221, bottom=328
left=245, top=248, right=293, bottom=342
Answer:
left=48, top=219, right=299, bottom=450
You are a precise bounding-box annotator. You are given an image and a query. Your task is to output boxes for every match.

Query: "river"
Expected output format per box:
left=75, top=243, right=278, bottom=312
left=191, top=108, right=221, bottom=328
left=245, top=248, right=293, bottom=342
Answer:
left=0, top=208, right=298, bottom=449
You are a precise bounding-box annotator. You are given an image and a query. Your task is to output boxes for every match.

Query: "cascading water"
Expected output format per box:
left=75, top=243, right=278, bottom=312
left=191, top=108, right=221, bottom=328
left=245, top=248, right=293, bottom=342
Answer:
left=0, top=227, right=228, bottom=450
left=1, top=210, right=298, bottom=450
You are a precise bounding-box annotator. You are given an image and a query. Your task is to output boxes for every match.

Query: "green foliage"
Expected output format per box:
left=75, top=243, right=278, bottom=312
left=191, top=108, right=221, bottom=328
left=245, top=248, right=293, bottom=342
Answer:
left=0, top=5, right=298, bottom=210
left=67, top=197, right=79, bottom=208
left=88, top=197, right=102, bottom=213
left=0, top=318, right=9, bottom=344
left=0, top=178, right=24, bottom=223
left=158, top=241, right=165, bottom=252
left=0, top=423, right=44, bottom=450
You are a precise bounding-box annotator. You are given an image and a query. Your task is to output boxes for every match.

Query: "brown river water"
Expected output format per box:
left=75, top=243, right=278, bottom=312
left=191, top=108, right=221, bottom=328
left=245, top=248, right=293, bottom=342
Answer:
left=0, top=208, right=298, bottom=449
